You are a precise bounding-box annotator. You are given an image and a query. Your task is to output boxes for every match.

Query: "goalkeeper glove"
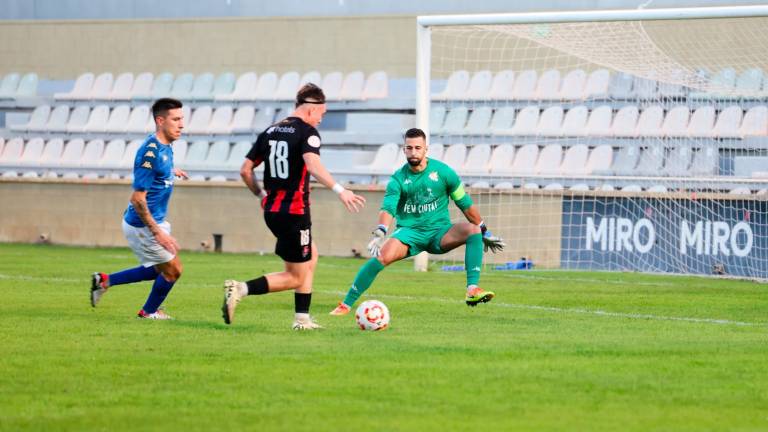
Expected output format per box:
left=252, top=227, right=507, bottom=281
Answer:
left=367, top=224, right=388, bottom=257
left=479, top=222, right=505, bottom=254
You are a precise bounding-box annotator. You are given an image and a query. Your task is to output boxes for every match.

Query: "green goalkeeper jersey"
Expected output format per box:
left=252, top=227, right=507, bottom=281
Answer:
left=381, top=158, right=474, bottom=228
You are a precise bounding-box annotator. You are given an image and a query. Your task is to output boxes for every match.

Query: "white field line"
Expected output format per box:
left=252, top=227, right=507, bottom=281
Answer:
left=0, top=273, right=760, bottom=327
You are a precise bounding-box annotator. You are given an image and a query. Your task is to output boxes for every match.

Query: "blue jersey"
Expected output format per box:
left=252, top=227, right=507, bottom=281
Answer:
left=123, top=134, right=175, bottom=227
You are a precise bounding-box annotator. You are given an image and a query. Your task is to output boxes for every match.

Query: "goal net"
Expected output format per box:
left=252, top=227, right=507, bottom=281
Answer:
left=417, top=7, right=768, bottom=278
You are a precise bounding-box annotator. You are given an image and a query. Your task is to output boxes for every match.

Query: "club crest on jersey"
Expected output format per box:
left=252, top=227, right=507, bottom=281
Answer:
left=429, top=171, right=439, bottom=181
left=307, top=135, right=321, bottom=148
left=144, top=150, right=156, bottom=158
left=162, top=155, right=168, bottom=161
left=141, top=161, right=153, bottom=169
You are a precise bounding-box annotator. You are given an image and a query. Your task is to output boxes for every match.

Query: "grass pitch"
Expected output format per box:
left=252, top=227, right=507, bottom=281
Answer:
left=0, top=243, right=766, bottom=431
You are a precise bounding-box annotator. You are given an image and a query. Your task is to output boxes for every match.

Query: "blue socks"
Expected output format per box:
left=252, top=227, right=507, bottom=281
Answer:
left=142, top=276, right=175, bottom=314
left=108, top=266, right=159, bottom=286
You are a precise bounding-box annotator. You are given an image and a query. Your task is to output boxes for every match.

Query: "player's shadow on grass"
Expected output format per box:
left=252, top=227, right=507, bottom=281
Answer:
left=167, top=318, right=261, bottom=332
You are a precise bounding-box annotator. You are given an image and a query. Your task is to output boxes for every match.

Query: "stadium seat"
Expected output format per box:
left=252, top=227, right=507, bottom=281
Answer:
left=689, top=147, right=718, bottom=176
left=85, top=72, right=114, bottom=100
left=253, top=107, right=278, bottom=132
left=79, top=139, right=105, bottom=167
left=54, top=72, right=94, bottom=100
left=108, top=72, right=134, bottom=100
left=687, top=106, right=715, bottom=137
left=340, top=71, right=365, bottom=100
left=535, top=69, right=561, bottom=100
left=585, top=105, right=613, bottom=136
left=661, top=145, right=692, bottom=176
left=660, top=106, right=690, bottom=137
left=488, top=70, right=515, bottom=100
left=523, top=182, right=540, bottom=190
left=509, top=144, right=539, bottom=175
left=223, top=141, right=252, bottom=170
left=544, top=183, right=564, bottom=191
left=585, top=145, right=613, bottom=174
left=559, top=69, right=587, bottom=100
left=211, top=72, right=236, bottom=99
left=17, top=138, right=45, bottom=167
left=97, top=139, right=126, bottom=168
left=148, top=72, right=174, bottom=99
left=118, top=139, right=142, bottom=169
left=633, top=145, right=665, bottom=176
left=488, top=106, right=516, bottom=133
left=596, top=183, right=615, bottom=191
left=207, top=106, right=234, bottom=134
left=559, top=144, right=589, bottom=175
left=488, top=144, right=515, bottom=175
left=186, top=106, right=213, bottom=135
left=537, top=106, right=564, bottom=137
left=362, top=71, right=388, bottom=100
left=182, top=140, right=210, bottom=170
left=57, top=139, right=86, bottom=168
left=657, top=70, right=686, bottom=99
left=729, top=187, right=751, bottom=195
left=570, top=183, right=590, bottom=191
left=635, top=105, right=664, bottom=137
left=429, top=105, right=447, bottom=134
left=10, top=104, right=50, bottom=132
left=560, top=105, right=589, bottom=136
left=427, top=143, right=444, bottom=161
left=129, top=72, right=154, bottom=100
left=0, top=138, right=4, bottom=157
left=169, top=73, right=194, bottom=100
left=470, top=181, right=490, bottom=189
left=43, top=105, right=70, bottom=132
left=252, top=72, right=278, bottom=100
left=611, top=105, right=640, bottom=137
left=494, top=181, right=514, bottom=190
left=609, top=72, right=634, bottom=99
left=464, top=70, right=493, bottom=100
left=216, top=72, right=256, bottom=101
left=321, top=71, right=344, bottom=101
left=357, top=142, right=399, bottom=174
left=442, top=144, right=467, bottom=168
left=38, top=138, right=64, bottom=167
left=711, top=105, right=743, bottom=138
left=503, top=105, right=539, bottom=136
left=274, top=71, right=301, bottom=100
left=126, top=105, right=150, bottom=133
left=740, top=106, right=768, bottom=136
left=203, top=140, right=231, bottom=169
left=17, top=73, right=39, bottom=98
left=441, top=106, right=469, bottom=135
left=299, top=71, right=322, bottom=87
left=433, top=70, right=469, bottom=101
left=65, top=106, right=93, bottom=133
left=583, top=69, right=610, bottom=99
left=463, top=107, right=493, bottom=135
left=230, top=106, right=255, bottom=134
left=462, top=144, right=491, bottom=174
left=735, top=68, right=763, bottom=95
left=646, top=185, right=668, bottom=193
left=621, top=184, right=642, bottom=192
left=609, top=145, right=640, bottom=176
left=632, top=76, right=658, bottom=100
left=190, top=72, right=215, bottom=100
left=535, top=144, right=563, bottom=175
left=81, top=105, right=111, bottom=133
left=708, top=67, right=738, bottom=98
left=104, top=105, right=131, bottom=133
left=0, top=73, right=20, bottom=99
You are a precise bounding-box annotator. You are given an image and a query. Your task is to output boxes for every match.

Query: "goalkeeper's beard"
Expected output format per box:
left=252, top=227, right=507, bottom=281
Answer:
left=407, top=157, right=422, bottom=166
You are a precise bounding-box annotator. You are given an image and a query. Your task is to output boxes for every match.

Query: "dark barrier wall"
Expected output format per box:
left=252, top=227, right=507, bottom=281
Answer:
left=561, top=197, right=768, bottom=278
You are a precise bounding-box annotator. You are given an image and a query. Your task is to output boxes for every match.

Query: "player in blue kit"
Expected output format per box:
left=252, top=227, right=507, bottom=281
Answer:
left=90, top=98, right=188, bottom=319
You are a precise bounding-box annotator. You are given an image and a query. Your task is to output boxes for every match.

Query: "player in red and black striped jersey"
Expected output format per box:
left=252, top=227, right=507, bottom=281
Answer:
left=222, top=83, right=366, bottom=330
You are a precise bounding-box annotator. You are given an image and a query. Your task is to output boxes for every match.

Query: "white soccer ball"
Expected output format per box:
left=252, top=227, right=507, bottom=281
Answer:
left=355, top=300, right=390, bottom=331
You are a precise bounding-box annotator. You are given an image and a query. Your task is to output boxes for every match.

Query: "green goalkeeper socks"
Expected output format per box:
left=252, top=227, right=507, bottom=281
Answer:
left=465, top=233, right=483, bottom=287
left=343, top=258, right=386, bottom=307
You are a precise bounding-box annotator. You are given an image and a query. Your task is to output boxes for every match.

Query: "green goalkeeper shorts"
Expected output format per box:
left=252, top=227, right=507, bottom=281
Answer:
left=390, top=224, right=453, bottom=257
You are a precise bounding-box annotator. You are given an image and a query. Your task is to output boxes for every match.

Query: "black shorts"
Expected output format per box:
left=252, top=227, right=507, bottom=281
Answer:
left=263, top=212, right=312, bottom=263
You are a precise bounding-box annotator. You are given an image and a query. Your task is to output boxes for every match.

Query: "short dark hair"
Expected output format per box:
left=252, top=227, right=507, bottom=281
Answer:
left=404, top=128, right=427, bottom=141
left=296, top=83, right=326, bottom=107
left=152, top=98, right=183, bottom=121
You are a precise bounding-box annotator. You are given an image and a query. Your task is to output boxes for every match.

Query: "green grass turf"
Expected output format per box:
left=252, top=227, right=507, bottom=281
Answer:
left=0, top=243, right=766, bottom=431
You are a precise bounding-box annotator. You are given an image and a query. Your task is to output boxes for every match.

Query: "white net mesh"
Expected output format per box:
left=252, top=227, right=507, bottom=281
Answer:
left=426, top=14, right=768, bottom=278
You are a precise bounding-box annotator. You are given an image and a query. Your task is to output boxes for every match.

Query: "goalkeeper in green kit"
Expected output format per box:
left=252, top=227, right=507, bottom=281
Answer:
left=330, top=128, right=505, bottom=315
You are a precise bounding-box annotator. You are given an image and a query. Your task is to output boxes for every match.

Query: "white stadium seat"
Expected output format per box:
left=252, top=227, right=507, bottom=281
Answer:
left=488, top=107, right=516, bottom=133
left=661, top=145, right=692, bottom=177
left=254, top=72, right=279, bottom=100
left=57, top=139, right=86, bottom=168
left=535, top=144, right=563, bottom=175
left=86, top=72, right=114, bottom=100
left=54, top=72, right=94, bottom=100
left=253, top=107, right=278, bottom=131
left=632, top=76, right=657, bottom=100
left=711, top=105, right=743, bottom=138
left=646, top=185, right=668, bottom=193
left=0, top=73, right=20, bottom=99
left=559, top=69, right=587, bottom=100
left=559, top=144, right=589, bottom=175
left=108, top=72, right=134, bottom=100
left=585, top=105, right=613, bottom=136
left=429, top=106, right=447, bottom=134
left=0, top=138, right=24, bottom=165
left=80, top=139, right=105, bottom=167
left=537, top=106, right=564, bottom=137
left=433, top=70, right=469, bottom=101
left=125, top=105, right=150, bottom=133
left=489, top=70, right=515, bottom=100
left=98, top=139, right=127, bottom=168
left=182, top=140, right=210, bottom=170
left=621, top=184, right=642, bottom=192
left=464, top=70, right=493, bottom=100
left=148, top=72, right=174, bottom=99
left=204, top=140, right=231, bottom=168
left=609, top=146, right=640, bottom=176
left=488, top=144, right=515, bottom=175
left=740, top=106, right=767, bottom=136
left=633, top=145, right=665, bottom=176
left=544, top=183, right=564, bottom=191
left=585, top=145, right=613, bottom=175
left=65, top=106, right=93, bottom=133
left=462, top=144, right=492, bottom=175
left=560, top=105, right=588, bottom=137
left=207, top=106, right=234, bottom=134
left=224, top=141, right=253, bottom=170
left=10, top=104, right=50, bottom=132
left=611, top=105, right=640, bottom=137
left=609, top=72, right=633, bottom=99
left=505, top=105, right=539, bottom=136
left=362, top=71, right=388, bottom=100
left=687, top=106, right=715, bottom=137
left=635, top=105, right=664, bottom=137
left=44, top=105, right=70, bottom=132
left=321, top=71, right=344, bottom=101
left=427, top=143, right=444, bottom=161
left=104, top=104, right=131, bottom=133
left=463, top=107, right=493, bottom=135
left=212, top=72, right=236, bottom=99
left=299, top=71, right=322, bottom=87
left=230, top=106, right=255, bottom=134
left=81, top=105, right=111, bottom=133
left=16, top=72, right=38, bottom=98
left=17, top=138, right=45, bottom=167
left=186, top=106, right=213, bottom=135
left=119, top=140, right=143, bottom=169
left=169, top=73, right=194, bottom=100
left=735, top=68, right=763, bottom=94
left=494, top=182, right=514, bottom=190
left=340, top=71, right=365, bottom=100
left=216, top=72, right=256, bottom=101
left=129, top=72, right=154, bottom=99
left=39, top=139, right=65, bottom=167
left=583, top=69, right=611, bottom=99
left=535, top=69, right=561, bottom=100
left=274, top=71, right=301, bottom=100
left=660, top=106, right=690, bottom=137
left=509, top=144, right=539, bottom=175
left=689, top=147, right=718, bottom=176
left=441, top=144, right=467, bottom=168
left=356, top=143, right=399, bottom=174
left=441, top=106, right=469, bottom=135
left=189, top=72, right=215, bottom=100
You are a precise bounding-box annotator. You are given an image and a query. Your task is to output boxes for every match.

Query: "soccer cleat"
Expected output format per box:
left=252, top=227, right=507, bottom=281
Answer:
left=137, top=308, right=173, bottom=320
left=222, top=280, right=245, bottom=325
left=90, top=272, right=109, bottom=307
left=292, top=316, right=323, bottom=330
left=329, top=302, right=351, bottom=316
left=465, top=287, right=495, bottom=307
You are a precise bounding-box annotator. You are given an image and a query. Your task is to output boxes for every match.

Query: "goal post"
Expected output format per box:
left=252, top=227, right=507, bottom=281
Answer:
left=415, top=6, right=768, bottom=278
